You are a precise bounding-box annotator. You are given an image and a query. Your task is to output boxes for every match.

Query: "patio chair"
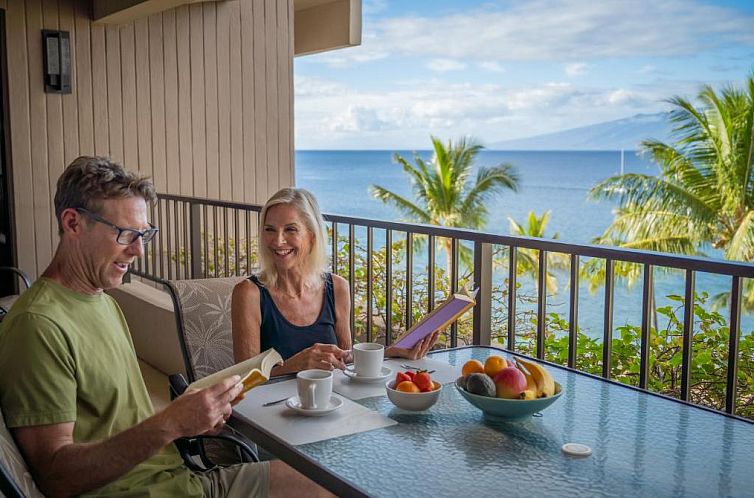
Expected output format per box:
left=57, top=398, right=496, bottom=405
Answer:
left=0, top=267, right=32, bottom=323
left=163, top=276, right=260, bottom=463
left=163, top=276, right=247, bottom=382
left=0, top=408, right=43, bottom=498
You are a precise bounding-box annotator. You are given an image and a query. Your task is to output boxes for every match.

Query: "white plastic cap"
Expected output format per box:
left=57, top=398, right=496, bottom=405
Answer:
left=561, top=443, right=592, bottom=457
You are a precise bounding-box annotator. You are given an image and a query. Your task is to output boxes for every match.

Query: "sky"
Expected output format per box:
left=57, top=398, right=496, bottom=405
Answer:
left=293, top=0, right=754, bottom=150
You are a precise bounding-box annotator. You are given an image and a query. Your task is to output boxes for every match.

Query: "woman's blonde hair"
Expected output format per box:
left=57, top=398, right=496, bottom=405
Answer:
left=257, top=188, right=328, bottom=288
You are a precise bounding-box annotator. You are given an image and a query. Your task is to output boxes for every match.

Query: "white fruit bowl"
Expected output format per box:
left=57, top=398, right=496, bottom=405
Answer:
left=455, top=378, right=563, bottom=421
left=385, top=380, right=442, bottom=411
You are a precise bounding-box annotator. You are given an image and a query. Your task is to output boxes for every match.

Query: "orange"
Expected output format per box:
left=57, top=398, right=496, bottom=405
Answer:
left=484, top=355, right=508, bottom=378
left=396, top=381, right=421, bottom=393
left=462, top=359, right=485, bottom=376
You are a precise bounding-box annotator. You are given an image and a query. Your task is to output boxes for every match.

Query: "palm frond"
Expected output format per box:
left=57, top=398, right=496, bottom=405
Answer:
left=726, top=209, right=754, bottom=261
left=590, top=173, right=718, bottom=227
left=369, top=185, right=432, bottom=224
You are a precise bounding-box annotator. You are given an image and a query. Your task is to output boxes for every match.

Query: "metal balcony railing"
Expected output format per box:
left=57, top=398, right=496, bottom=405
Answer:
left=131, top=193, right=754, bottom=418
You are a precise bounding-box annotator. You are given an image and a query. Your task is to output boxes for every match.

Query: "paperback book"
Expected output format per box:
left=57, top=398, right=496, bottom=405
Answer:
left=392, top=286, right=478, bottom=349
left=188, top=348, right=283, bottom=396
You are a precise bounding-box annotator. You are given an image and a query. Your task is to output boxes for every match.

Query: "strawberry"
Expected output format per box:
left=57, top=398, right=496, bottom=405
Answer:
left=414, top=370, right=433, bottom=392
left=395, top=372, right=412, bottom=385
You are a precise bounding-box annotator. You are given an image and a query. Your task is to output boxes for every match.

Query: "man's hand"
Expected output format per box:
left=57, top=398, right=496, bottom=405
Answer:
left=9, top=376, right=243, bottom=498
left=160, top=375, right=243, bottom=438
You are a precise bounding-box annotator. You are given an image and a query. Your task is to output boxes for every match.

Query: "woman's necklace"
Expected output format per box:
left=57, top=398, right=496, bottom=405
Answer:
left=276, top=285, right=306, bottom=300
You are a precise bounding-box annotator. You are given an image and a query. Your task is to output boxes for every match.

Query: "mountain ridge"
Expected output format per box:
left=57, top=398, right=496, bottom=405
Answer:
left=490, top=112, right=673, bottom=151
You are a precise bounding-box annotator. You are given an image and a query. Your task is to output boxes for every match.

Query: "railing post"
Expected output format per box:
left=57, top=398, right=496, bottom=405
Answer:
left=568, top=254, right=579, bottom=368
left=385, top=230, right=393, bottom=345
left=680, top=269, right=695, bottom=401
left=473, top=242, right=492, bottom=346
left=507, top=246, right=517, bottom=351
left=405, top=232, right=413, bottom=330
left=428, top=235, right=435, bottom=312
left=450, top=239, right=459, bottom=347
left=348, top=224, right=355, bottom=341
left=639, top=264, right=653, bottom=389
left=602, top=258, right=615, bottom=379
left=536, top=250, right=547, bottom=359
left=189, top=203, right=202, bottom=279
left=725, top=276, right=742, bottom=414
left=366, top=227, right=373, bottom=342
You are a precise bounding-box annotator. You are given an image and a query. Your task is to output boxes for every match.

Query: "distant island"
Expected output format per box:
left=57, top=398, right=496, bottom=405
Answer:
left=490, top=112, right=673, bottom=151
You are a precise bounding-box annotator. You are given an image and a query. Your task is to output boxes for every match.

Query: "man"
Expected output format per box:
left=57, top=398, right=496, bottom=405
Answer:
left=0, top=156, right=330, bottom=497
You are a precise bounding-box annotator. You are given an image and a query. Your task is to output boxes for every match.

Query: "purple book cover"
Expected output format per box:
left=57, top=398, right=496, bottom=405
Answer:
left=392, top=297, right=473, bottom=349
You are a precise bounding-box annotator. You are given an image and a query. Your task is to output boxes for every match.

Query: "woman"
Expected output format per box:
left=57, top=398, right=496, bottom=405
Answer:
left=232, top=187, right=438, bottom=375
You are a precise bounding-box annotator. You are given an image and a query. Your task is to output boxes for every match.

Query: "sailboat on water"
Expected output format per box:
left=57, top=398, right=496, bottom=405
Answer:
left=615, top=148, right=626, bottom=193
left=620, top=148, right=624, bottom=176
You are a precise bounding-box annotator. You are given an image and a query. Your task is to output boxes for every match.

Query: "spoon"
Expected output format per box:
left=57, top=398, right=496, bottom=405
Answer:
left=401, top=364, right=436, bottom=373
left=262, top=397, right=289, bottom=407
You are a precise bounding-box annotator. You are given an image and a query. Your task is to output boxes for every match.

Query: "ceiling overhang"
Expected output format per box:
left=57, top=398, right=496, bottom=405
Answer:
left=92, top=0, right=362, bottom=56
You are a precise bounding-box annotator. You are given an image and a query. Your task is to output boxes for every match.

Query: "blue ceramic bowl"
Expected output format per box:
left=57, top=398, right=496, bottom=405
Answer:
left=455, top=379, right=563, bottom=421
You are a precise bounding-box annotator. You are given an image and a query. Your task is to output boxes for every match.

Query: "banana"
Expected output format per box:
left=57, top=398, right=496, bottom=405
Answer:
left=516, top=358, right=555, bottom=398
left=514, top=360, right=540, bottom=397
left=520, top=389, right=537, bottom=400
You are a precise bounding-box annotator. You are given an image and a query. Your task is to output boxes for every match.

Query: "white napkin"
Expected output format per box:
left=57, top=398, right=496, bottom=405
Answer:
left=234, top=379, right=397, bottom=446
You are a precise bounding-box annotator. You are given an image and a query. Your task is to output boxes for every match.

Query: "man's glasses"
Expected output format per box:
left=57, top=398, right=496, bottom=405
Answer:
left=75, top=208, right=159, bottom=245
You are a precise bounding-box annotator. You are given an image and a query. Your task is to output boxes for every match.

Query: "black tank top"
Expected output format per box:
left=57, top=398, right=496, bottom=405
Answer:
left=249, top=274, right=338, bottom=360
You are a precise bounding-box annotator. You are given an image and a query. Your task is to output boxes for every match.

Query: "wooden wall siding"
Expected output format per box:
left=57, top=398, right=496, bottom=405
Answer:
left=4, top=0, right=295, bottom=278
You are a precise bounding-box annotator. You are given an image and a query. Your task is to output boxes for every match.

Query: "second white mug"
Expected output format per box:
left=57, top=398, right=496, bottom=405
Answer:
left=352, top=342, right=384, bottom=377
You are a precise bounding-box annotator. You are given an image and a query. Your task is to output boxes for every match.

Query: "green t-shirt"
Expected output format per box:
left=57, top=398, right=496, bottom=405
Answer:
left=0, top=278, right=204, bottom=497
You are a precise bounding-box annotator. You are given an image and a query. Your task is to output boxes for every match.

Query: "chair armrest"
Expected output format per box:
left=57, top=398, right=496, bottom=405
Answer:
left=169, top=373, right=189, bottom=399
left=168, top=373, right=259, bottom=468
left=0, top=267, right=31, bottom=290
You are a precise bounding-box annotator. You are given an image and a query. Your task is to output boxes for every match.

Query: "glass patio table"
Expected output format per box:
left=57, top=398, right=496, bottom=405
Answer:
left=233, top=346, right=754, bottom=497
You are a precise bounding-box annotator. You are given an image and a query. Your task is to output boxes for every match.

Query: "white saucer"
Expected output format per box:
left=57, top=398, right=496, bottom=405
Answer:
left=343, top=365, right=393, bottom=383
left=285, top=395, right=343, bottom=416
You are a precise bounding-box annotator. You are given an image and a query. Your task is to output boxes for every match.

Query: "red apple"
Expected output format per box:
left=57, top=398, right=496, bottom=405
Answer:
left=493, top=367, right=528, bottom=399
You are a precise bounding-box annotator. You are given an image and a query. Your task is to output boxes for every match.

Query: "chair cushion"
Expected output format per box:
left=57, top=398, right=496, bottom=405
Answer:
left=172, top=277, right=246, bottom=380
left=0, top=408, right=43, bottom=497
left=0, top=294, right=19, bottom=312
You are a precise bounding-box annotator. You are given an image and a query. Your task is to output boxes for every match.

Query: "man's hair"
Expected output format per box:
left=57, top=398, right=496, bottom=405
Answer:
left=54, top=156, right=156, bottom=232
left=257, top=187, right=328, bottom=289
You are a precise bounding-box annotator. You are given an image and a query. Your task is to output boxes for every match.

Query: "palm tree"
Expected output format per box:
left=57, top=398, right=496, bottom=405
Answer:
left=507, top=211, right=569, bottom=293
left=589, top=73, right=754, bottom=308
left=371, top=136, right=519, bottom=275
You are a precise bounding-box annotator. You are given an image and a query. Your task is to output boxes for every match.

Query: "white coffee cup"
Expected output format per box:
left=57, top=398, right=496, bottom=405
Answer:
left=297, top=369, right=333, bottom=410
left=352, top=342, right=384, bottom=377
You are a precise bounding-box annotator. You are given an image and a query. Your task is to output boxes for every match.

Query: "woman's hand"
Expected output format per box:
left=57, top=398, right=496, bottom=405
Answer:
left=385, top=330, right=441, bottom=360
left=285, top=343, right=349, bottom=372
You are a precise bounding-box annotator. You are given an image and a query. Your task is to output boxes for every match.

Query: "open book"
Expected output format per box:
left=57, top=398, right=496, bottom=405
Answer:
left=392, top=286, right=478, bottom=349
left=188, top=348, right=283, bottom=396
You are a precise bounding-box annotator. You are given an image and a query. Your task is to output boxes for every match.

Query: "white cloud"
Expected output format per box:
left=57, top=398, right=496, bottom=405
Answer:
left=294, top=0, right=754, bottom=148
left=295, top=77, right=670, bottom=149
left=638, top=64, right=657, bottom=74
left=565, top=62, right=587, bottom=77
left=603, top=89, right=638, bottom=106
left=318, top=0, right=754, bottom=67
left=426, top=59, right=467, bottom=73
left=327, top=106, right=391, bottom=133
left=479, top=61, right=505, bottom=73
left=363, top=0, right=389, bottom=16
left=295, top=75, right=349, bottom=98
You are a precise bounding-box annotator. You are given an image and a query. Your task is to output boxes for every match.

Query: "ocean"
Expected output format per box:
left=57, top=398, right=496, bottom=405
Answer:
left=295, top=150, right=751, bottom=336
